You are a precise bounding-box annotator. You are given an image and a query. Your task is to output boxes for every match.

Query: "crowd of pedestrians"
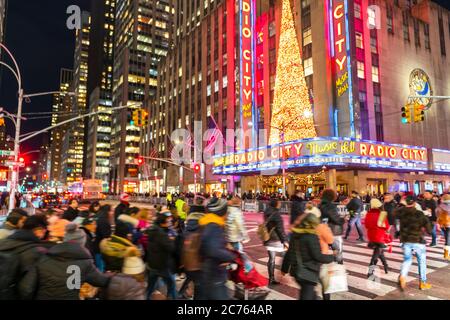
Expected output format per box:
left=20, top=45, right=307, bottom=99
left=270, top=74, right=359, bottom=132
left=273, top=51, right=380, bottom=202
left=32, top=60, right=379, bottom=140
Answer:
left=0, top=187, right=448, bottom=301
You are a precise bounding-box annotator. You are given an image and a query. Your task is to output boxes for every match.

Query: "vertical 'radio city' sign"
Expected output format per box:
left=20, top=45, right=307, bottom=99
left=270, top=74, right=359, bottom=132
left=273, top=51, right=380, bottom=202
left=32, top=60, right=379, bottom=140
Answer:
left=240, top=0, right=255, bottom=147
left=333, top=0, right=349, bottom=97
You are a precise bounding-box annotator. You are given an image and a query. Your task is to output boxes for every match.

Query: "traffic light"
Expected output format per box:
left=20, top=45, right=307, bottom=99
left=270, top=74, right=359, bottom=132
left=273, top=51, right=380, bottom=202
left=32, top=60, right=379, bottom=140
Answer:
left=413, top=104, right=425, bottom=122
left=137, top=156, right=144, bottom=166
left=19, top=157, right=25, bottom=164
left=401, top=104, right=412, bottom=124
left=193, top=163, right=201, bottom=174
left=141, top=110, right=149, bottom=126
left=131, top=110, right=140, bottom=126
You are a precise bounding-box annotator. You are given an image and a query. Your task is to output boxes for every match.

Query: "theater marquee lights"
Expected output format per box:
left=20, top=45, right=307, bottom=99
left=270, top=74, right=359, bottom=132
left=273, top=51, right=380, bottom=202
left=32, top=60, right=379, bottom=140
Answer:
left=212, top=137, right=429, bottom=174
left=329, top=0, right=355, bottom=137
left=240, top=0, right=256, bottom=147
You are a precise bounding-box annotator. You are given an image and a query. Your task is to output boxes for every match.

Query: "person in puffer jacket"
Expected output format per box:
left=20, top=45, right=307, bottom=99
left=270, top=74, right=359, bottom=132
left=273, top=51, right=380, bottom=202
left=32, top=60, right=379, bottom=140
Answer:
left=436, top=194, right=450, bottom=260
left=199, top=198, right=236, bottom=300
left=226, top=195, right=250, bottom=249
left=365, top=199, right=390, bottom=278
left=100, top=221, right=140, bottom=272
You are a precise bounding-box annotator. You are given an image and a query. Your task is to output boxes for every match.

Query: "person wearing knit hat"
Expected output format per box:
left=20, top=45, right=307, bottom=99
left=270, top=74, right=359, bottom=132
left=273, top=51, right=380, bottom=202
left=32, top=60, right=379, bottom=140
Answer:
left=114, top=194, right=130, bottom=221
left=198, top=197, right=236, bottom=300
left=64, top=223, right=87, bottom=247
left=365, top=198, right=391, bottom=278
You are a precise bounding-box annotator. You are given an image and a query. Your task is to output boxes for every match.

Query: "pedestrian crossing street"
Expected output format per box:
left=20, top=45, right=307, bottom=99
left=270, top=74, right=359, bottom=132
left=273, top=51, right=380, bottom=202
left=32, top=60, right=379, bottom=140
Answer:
left=241, top=220, right=449, bottom=300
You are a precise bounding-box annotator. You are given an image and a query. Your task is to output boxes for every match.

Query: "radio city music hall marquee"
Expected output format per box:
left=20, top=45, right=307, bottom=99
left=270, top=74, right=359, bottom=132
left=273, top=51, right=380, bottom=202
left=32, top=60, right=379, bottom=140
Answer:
left=212, top=138, right=428, bottom=174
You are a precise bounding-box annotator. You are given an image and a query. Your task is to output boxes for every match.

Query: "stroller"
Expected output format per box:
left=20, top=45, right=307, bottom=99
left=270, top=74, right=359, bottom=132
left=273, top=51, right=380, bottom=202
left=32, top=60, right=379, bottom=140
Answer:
left=228, top=250, right=270, bottom=300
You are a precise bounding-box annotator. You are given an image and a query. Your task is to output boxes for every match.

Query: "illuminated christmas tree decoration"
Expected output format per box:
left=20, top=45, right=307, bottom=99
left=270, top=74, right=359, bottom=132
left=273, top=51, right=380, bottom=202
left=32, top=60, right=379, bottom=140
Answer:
left=269, top=0, right=317, bottom=145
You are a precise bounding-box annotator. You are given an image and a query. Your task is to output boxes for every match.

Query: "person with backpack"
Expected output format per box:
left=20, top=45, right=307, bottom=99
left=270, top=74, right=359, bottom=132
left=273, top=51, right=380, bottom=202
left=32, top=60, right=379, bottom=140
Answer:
left=20, top=223, right=111, bottom=300
left=0, top=215, right=49, bottom=300
left=179, top=197, right=205, bottom=299
left=199, top=198, right=236, bottom=300
left=0, top=209, right=28, bottom=240
left=146, top=210, right=177, bottom=300
left=436, top=194, right=450, bottom=261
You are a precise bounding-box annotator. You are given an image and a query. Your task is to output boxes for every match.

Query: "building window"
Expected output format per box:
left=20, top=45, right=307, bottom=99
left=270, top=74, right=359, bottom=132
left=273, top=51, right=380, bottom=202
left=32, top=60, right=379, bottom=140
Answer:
left=387, top=5, right=394, bottom=34
left=374, top=95, right=384, bottom=141
left=304, top=57, right=313, bottom=77
left=413, top=18, right=420, bottom=47
left=367, top=7, right=377, bottom=29
left=424, top=24, right=431, bottom=50
left=357, top=61, right=365, bottom=79
left=372, top=66, right=379, bottom=83
left=438, top=16, right=446, bottom=56
left=354, top=3, right=362, bottom=19
left=370, top=37, right=378, bottom=53
left=403, top=11, right=410, bottom=42
left=303, top=28, right=312, bottom=46
left=356, top=32, right=364, bottom=49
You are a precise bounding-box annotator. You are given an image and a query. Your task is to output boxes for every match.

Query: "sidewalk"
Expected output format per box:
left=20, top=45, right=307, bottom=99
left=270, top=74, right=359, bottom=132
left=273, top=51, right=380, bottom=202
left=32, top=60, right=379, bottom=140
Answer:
left=375, top=264, right=450, bottom=300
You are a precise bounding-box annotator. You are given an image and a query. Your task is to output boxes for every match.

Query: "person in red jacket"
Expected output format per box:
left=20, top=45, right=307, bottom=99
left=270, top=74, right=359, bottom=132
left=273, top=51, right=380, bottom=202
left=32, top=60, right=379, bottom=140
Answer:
left=365, top=198, right=390, bottom=278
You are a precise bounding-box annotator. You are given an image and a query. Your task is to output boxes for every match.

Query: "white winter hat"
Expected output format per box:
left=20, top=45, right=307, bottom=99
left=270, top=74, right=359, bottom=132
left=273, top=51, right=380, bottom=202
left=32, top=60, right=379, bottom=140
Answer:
left=305, top=206, right=321, bottom=218
left=122, top=256, right=146, bottom=275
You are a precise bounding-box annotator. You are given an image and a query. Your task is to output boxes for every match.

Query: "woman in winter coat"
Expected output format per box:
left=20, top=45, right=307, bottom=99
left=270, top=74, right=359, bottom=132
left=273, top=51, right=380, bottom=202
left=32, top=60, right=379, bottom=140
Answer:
left=20, top=223, right=111, bottom=300
left=94, top=205, right=114, bottom=271
left=365, top=199, right=390, bottom=277
left=226, top=195, right=250, bottom=249
left=319, top=189, right=345, bottom=263
left=436, top=194, right=450, bottom=260
left=263, top=199, right=288, bottom=285
left=281, top=213, right=335, bottom=300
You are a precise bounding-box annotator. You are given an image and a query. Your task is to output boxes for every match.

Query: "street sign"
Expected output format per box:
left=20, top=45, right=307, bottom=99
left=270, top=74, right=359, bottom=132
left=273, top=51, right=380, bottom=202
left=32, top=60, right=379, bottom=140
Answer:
left=4, top=161, right=25, bottom=168
left=0, top=150, right=15, bottom=157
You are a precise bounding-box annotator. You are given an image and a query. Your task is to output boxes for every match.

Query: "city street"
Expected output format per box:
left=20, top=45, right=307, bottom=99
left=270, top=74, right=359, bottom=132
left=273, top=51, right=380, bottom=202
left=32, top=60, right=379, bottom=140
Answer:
left=40, top=202, right=450, bottom=301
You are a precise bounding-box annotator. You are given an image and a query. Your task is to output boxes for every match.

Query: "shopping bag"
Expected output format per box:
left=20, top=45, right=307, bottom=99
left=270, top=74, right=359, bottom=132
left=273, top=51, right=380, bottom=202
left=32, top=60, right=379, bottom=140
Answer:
left=324, top=263, right=348, bottom=294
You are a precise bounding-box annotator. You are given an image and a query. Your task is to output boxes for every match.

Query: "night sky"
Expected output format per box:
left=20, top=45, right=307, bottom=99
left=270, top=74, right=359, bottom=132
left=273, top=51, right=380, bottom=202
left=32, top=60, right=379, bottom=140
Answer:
left=0, top=0, right=450, bottom=155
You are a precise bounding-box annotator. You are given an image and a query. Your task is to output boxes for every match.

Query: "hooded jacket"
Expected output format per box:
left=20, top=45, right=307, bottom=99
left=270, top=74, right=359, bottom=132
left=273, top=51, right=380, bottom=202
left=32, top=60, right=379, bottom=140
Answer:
left=396, top=206, right=432, bottom=244
left=436, top=202, right=450, bottom=228
left=102, top=274, right=145, bottom=300
left=100, top=235, right=138, bottom=272
left=226, top=206, right=249, bottom=243
left=290, top=195, right=306, bottom=225
left=263, top=206, right=287, bottom=244
left=146, top=224, right=175, bottom=272
left=318, top=200, right=345, bottom=236
left=199, top=214, right=236, bottom=283
left=281, top=229, right=334, bottom=284
left=20, top=242, right=110, bottom=300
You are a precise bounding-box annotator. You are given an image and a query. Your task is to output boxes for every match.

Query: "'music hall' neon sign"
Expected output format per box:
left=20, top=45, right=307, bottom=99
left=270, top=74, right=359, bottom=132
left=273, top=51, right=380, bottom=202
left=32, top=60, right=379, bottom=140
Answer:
left=212, top=137, right=429, bottom=174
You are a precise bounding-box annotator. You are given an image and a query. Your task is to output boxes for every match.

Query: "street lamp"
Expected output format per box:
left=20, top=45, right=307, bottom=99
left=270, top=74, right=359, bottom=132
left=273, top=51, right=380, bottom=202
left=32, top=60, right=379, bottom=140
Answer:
left=0, top=42, right=77, bottom=212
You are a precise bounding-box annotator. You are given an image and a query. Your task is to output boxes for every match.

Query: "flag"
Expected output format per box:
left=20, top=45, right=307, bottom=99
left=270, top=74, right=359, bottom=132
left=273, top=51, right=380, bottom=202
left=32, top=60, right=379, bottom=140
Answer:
left=204, top=115, right=223, bottom=153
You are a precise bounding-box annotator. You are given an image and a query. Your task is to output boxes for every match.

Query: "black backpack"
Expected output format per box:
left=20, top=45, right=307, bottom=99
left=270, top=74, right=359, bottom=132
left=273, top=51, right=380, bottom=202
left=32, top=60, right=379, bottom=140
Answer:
left=0, top=244, right=35, bottom=300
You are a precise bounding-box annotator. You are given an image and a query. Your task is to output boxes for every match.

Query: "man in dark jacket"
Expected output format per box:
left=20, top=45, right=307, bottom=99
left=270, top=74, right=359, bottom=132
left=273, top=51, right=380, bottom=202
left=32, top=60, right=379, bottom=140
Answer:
left=114, top=193, right=130, bottom=221
left=383, top=193, right=397, bottom=226
left=62, top=199, right=80, bottom=222
left=20, top=223, right=110, bottom=300
left=290, top=191, right=306, bottom=226
left=146, top=210, right=177, bottom=300
left=421, top=191, right=438, bottom=247
left=0, top=215, right=49, bottom=299
left=344, top=191, right=365, bottom=241
left=397, top=195, right=433, bottom=291
left=199, top=198, right=236, bottom=300
left=319, top=189, right=345, bottom=263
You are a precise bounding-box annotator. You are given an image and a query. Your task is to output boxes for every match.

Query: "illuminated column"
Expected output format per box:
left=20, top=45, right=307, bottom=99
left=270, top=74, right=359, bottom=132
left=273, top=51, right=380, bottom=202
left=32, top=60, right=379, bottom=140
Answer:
left=326, top=169, right=337, bottom=190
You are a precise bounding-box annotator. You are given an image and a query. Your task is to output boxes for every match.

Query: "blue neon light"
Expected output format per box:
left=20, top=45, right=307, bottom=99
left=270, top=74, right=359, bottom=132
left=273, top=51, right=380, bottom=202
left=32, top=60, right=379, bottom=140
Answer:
left=344, top=0, right=355, bottom=138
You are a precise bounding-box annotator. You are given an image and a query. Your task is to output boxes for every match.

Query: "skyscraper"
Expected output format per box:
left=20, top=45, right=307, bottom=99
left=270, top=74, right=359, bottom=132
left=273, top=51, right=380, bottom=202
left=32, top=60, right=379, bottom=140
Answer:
left=84, top=0, right=116, bottom=185
left=61, top=12, right=90, bottom=185
left=49, top=68, right=73, bottom=183
left=110, top=0, right=173, bottom=193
